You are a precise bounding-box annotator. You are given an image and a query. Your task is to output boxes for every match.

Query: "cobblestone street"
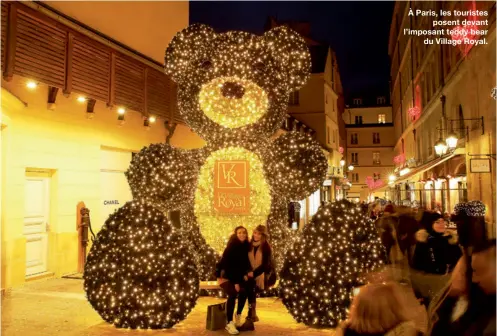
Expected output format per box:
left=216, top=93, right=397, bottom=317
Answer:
left=1, top=278, right=335, bottom=336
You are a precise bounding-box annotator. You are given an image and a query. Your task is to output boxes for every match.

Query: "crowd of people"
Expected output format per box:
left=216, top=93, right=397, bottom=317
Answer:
left=215, top=201, right=495, bottom=335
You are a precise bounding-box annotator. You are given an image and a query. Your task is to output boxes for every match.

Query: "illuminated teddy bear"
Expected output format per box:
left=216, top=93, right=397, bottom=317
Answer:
left=126, top=24, right=328, bottom=278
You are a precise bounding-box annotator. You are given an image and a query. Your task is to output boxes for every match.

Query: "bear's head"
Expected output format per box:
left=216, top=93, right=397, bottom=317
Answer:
left=165, top=24, right=311, bottom=143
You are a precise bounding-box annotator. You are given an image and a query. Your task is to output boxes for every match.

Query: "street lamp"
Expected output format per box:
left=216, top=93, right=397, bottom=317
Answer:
left=340, top=159, right=345, bottom=167
left=348, top=165, right=354, bottom=171
left=389, top=174, right=396, bottom=182
left=434, top=138, right=448, bottom=156
left=445, top=132, right=458, bottom=150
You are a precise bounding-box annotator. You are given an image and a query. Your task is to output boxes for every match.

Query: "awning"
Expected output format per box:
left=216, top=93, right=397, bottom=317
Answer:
left=372, top=148, right=465, bottom=192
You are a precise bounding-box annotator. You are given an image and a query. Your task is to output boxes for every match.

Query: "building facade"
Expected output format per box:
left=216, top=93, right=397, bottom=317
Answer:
left=1, top=1, right=192, bottom=289
left=343, top=97, right=395, bottom=201
left=379, top=1, right=496, bottom=234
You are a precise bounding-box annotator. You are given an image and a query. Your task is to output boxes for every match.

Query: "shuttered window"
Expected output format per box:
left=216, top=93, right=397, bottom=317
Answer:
left=15, top=10, right=66, bottom=88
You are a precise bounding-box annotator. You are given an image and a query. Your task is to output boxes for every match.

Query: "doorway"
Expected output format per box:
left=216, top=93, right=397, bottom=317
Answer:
left=24, top=171, right=51, bottom=276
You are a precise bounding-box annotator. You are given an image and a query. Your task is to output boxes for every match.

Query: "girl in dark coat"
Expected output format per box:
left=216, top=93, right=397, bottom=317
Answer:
left=412, top=212, right=461, bottom=275
left=216, top=226, right=252, bottom=335
left=411, top=211, right=462, bottom=307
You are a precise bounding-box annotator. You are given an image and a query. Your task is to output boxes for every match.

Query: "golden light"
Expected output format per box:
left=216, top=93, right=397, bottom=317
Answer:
left=26, top=81, right=38, bottom=89
left=388, top=174, right=396, bottom=182
left=77, top=96, right=87, bottom=103
left=446, top=132, right=458, bottom=150
left=434, top=138, right=448, bottom=156
left=198, top=76, right=269, bottom=128
left=117, top=107, right=126, bottom=115
left=194, top=147, right=271, bottom=253
left=348, top=165, right=354, bottom=171
left=149, top=115, right=156, bottom=123
left=339, top=159, right=345, bottom=167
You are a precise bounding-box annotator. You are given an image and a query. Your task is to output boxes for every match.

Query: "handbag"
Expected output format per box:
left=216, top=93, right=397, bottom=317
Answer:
left=206, top=302, right=226, bottom=331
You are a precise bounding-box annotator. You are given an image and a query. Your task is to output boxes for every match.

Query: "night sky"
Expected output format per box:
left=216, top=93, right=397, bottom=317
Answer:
left=190, top=1, right=394, bottom=99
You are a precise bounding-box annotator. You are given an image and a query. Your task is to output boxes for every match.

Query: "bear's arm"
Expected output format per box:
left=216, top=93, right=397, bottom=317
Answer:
left=266, top=131, right=328, bottom=201
left=126, top=143, right=201, bottom=211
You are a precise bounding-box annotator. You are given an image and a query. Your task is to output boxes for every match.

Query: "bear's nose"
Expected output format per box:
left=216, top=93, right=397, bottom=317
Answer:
left=221, top=81, right=245, bottom=99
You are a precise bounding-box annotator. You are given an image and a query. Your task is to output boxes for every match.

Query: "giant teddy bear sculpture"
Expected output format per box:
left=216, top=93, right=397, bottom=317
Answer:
left=84, top=24, right=328, bottom=329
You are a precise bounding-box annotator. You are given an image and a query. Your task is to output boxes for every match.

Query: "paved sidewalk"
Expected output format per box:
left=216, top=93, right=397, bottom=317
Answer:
left=1, top=278, right=336, bottom=336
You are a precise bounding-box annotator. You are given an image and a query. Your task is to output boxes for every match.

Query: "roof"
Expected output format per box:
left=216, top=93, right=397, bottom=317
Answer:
left=309, top=45, right=329, bottom=74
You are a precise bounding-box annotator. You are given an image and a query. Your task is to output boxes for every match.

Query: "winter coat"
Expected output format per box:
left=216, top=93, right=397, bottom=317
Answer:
left=336, top=321, right=421, bottom=336
left=427, top=281, right=496, bottom=336
left=412, top=229, right=462, bottom=275
left=215, top=240, right=251, bottom=285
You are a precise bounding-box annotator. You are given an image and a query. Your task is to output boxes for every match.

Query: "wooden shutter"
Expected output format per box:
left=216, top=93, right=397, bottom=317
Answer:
left=146, top=68, right=169, bottom=119
left=1, top=2, right=8, bottom=71
left=72, top=36, right=110, bottom=102
left=14, top=10, right=66, bottom=88
left=115, top=54, right=144, bottom=113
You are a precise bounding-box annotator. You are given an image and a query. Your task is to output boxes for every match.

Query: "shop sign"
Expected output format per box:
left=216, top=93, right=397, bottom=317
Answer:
left=103, top=200, right=120, bottom=205
left=323, top=180, right=332, bottom=186
left=470, top=158, right=491, bottom=173
left=214, top=160, right=250, bottom=214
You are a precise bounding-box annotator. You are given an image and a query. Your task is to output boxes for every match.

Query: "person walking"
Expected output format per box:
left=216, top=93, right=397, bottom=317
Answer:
left=216, top=226, right=252, bottom=335
left=411, top=211, right=462, bottom=306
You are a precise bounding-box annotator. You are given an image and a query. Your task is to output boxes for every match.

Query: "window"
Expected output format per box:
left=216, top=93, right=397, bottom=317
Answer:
left=378, top=114, right=386, bottom=123
left=351, top=173, right=359, bottom=183
left=289, top=91, right=300, bottom=105
left=353, top=98, right=362, bottom=106
left=373, top=173, right=381, bottom=181
left=373, top=132, right=380, bottom=144
left=327, top=126, right=331, bottom=144
left=355, top=116, right=363, bottom=124
left=373, top=152, right=380, bottom=165
left=333, top=129, right=336, bottom=144
left=351, top=153, right=358, bottom=165
left=351, top=133, right=358, bottom=145
left=377, top=96, right=386, bottom=104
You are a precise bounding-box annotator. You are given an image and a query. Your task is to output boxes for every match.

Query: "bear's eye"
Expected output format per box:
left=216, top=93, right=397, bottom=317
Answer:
left=253, top=62, right=265, bottom=71
left=200, top=59, right=212, bottom=70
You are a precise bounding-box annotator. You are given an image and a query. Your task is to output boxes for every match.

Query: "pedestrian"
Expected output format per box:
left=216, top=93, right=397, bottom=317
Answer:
left=411, top=211, right=462, bottom=306
left=336, top=282, right=422, bottom=336
left=244, top=224, right=273, bottom=323
left=427, top=239, right=496, bottom=336
left=216, top=226, right=252, bottom=335
left=376, top=204, right=402, bottom=264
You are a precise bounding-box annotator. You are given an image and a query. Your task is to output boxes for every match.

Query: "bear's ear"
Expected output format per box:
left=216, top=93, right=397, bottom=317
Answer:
left=263, top=26, right=311, bottom=92
left=165, top=24, right=216, bottom=84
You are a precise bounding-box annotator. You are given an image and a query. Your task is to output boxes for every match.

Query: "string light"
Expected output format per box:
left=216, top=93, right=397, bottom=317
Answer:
left=84, top=201, right=199, bottom=329
left=280, top=200, right=384, bottom=327
left=454, top=200, right=486, bottom=217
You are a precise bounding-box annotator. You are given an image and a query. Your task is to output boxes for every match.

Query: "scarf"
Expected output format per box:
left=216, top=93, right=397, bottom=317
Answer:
left=248, top=241, right=265, bottom=289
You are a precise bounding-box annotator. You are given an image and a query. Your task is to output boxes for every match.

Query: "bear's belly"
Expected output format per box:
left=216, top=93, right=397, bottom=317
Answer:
left=194, top=146, right=271, bottom=253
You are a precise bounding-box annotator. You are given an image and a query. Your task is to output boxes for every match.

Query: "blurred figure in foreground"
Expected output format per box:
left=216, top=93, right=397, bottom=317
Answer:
left=427, top=240, right=496, bottom=336
left=336, top=282, right=423, bottom=336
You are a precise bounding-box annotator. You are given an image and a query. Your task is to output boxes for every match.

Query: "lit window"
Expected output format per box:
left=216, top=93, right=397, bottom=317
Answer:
left=378, top=114, right=386, bottom=123
left=373, top=152, right=380, bottom=165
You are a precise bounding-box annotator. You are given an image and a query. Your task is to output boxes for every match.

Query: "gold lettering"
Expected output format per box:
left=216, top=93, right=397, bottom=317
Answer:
left=221, top=164, right=242, bottom=186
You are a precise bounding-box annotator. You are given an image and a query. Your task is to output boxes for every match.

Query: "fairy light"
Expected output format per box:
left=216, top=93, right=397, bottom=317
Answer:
left=84, top=201, right=199, bottom=329
left=454, top=200, right=486, bottom=217
left=280, top=200, right=384, bottom=327
left=88, top=23, right=325, bottom=315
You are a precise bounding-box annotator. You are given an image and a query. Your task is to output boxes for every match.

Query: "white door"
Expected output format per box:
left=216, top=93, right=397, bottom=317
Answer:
left=24, top=177, right=50, bottom=276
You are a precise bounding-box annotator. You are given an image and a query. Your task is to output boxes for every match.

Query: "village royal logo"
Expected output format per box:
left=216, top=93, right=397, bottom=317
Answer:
left=213, top=160, right=250, bottom=214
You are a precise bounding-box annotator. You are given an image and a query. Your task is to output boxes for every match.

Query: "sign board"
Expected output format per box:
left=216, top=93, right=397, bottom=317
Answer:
left=342, top=184, right=350, bottom=190
left=470, top=158, right=491, bottom=173
left=213, top=160, right=250, bottom=214
left=323, top=180, right=332, bottom=186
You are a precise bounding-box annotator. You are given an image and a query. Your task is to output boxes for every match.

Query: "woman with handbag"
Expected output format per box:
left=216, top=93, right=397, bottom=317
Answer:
left=216, top=226, right=252, bottom=335
left=245, top=224, right=274, bottom=323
